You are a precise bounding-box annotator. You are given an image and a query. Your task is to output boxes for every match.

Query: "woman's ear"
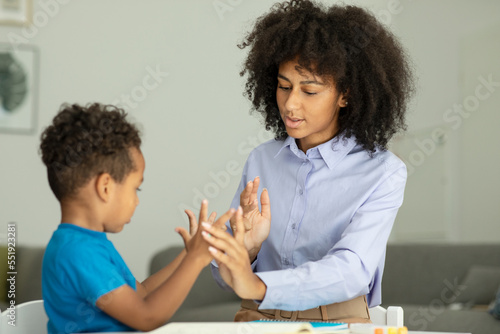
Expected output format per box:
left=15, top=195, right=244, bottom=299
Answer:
left=96, top=173, right=114, bottom=202
left=339, top=90, right=349, bottom=108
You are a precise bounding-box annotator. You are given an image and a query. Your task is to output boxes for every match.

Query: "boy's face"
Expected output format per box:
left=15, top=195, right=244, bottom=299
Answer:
left=104, top=147, right=145, bottom=233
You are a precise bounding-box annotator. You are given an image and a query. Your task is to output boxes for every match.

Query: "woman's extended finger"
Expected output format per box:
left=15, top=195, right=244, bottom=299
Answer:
left=249, top=176, right=260, bottom=204
left=202, top=230, right=232, bottom=253
left=260, top=188, right=271, bottom=221
left=208, top=246, right=232, bottom=267
left=228, top=215, right=236, bottom=236
left=201, top=221, right=244, bottom=257
left=207, top=243, right=247, bottom=274
left=202, top=221, right=234, bottom=240
left=204, top=236, right=245, bottom=269
left=234, top=206, right=245, bottom=244
left=240, top=180, right=254, bottom=206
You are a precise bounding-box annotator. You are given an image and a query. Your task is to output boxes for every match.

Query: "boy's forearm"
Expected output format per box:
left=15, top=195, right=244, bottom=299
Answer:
left=141, top=249, right=187, bottom=295
left=143, top=252, right=206, bottom=322
left=97, top=253, right=207, bottom=332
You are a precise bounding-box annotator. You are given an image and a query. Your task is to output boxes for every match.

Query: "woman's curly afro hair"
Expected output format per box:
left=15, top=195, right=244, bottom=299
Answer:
left=239, top=0, right=415, bottom=152
left=40, top=103, right=141, bottom=200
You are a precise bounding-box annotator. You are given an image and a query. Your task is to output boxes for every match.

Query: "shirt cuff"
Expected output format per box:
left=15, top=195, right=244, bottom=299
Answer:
left=251, top=257, right=258, bottom=271
left=255, top=269, right=298, bottom=310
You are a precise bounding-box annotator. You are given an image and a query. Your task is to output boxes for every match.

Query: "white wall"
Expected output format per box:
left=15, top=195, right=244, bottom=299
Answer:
left=388, top=0, right=500, bottom=243
left=0, top=0, right=499, bottom=280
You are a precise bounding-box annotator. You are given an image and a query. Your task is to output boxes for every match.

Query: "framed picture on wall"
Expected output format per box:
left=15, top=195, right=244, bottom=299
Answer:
left=0, top=43, right=39, bottom=134
left=0, top=0, right=33, bottom=26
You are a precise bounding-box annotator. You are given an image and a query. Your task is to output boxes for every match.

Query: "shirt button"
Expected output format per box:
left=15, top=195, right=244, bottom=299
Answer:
left=299, top=189, right=303, bottom=195
left=292, top=224, right=296, bottom=229
left=284, top=259, right=289, bottom=265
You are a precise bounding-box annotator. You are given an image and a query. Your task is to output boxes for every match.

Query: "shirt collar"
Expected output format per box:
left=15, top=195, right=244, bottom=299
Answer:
left=275, top=136, right=298, bottom=158
left=58, top=223, right=108, bottom=240
left=275, top=134, right=358, bottom=170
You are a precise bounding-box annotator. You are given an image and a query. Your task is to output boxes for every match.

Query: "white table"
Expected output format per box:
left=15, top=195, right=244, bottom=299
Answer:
left=83, top=322, right=471, bottom=334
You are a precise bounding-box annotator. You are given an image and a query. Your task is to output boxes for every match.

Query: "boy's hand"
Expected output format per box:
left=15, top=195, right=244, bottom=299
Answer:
left=232, top=176, right=271, bottom=261
left=176, top=200, right=234, bottom=266
left=178, top=206, right=217, bottom=252
left=202, top=206, right=267, bottom=300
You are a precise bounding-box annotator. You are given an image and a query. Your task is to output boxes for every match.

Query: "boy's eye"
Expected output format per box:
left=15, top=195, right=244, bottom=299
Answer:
left=278, top=85, right=291, bottom=91
left=136, top=188, right=142, bottom=192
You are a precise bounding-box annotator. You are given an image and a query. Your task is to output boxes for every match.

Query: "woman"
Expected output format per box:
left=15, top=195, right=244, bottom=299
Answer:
left=201, top=0, right=414, bottom=323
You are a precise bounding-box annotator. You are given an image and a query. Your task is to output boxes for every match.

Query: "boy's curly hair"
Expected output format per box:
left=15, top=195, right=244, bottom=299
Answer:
left=239, top=0, right=414, bottom=152
left=40, top=103, right=141, bottom=201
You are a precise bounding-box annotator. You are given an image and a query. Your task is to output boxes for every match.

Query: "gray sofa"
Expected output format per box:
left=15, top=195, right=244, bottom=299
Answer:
left=150, top=244, right=500, bottom=334
left=0, top=246, right=44, bottom=312
left=382, top=244, right=500, bottom=334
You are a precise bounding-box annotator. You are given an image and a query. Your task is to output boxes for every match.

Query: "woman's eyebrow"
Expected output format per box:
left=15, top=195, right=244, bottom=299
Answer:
left=277, top=73, right=325, bottom=85
left=277, top=74, right=291, bottom=83
left=300, top=79, right=325, bottom=85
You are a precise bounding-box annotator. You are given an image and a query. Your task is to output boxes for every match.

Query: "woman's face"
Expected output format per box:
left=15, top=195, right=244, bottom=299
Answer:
left=276, top=59, right=347, bottom=152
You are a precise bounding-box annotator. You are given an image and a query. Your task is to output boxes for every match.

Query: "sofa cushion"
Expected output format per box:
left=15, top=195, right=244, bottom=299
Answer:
left=490, top=285, right=500, bottom=320
left=382, top=244, right=500, bottom=305
left=169, top=302, right=241, bottom=322
left=402, top=304, right=500, bottom=334
left=0, top=246, right=7, bottom=304
left=15, top=246, right=44, bottom=304
left=454, top=265, right=500, bottom=305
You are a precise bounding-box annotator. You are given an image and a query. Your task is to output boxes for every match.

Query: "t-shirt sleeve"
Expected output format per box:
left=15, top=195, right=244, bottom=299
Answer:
left=60, top=242, right=131, bottom=305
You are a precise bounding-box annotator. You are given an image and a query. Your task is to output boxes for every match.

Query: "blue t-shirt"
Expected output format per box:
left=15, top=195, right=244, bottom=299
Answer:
left=42, top=224, right=137, bottom=334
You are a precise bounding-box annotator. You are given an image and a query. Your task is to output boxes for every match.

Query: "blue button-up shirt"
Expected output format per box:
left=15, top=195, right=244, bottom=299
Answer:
left=213, top=135, right=407, bottom=311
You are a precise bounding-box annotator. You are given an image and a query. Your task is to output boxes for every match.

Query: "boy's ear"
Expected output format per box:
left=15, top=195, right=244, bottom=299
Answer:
left=96, top=173, right=114, bottom=202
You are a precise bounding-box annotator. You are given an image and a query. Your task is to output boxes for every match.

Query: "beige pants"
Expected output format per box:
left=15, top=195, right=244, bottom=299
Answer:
left=234, top=295, right=372, bottom=324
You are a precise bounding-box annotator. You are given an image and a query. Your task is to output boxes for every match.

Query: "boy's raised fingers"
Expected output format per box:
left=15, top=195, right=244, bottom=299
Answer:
left=208, top=211, right=217, bottom=224
left=184, top=209, right=198, bottom=235
left=175, top=227, right=190, bottom=248
left=213, top=208, right=236, bottom=230
left=198, top=199, right=208, bottom=224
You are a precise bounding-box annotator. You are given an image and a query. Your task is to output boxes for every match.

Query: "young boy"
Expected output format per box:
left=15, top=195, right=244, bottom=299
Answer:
left=40, top=103, right=235, bottom=333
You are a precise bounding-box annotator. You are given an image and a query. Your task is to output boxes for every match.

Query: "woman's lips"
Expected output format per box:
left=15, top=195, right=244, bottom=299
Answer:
left=285, top=116, right=304, bottom=129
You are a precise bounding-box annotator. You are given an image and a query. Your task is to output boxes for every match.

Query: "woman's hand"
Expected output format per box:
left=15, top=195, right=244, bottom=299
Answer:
left=232, top=176, right=271, bottom=262
left=202, top=206, right=267, bottom=300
